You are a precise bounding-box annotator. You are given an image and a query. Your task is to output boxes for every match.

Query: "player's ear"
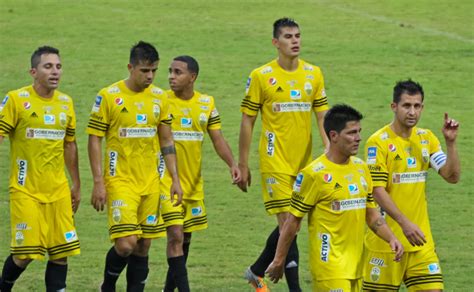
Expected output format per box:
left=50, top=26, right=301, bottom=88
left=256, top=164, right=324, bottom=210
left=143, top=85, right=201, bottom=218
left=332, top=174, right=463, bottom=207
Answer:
left=29, top=67, right=36, bottom=78
left=272, top=38, right=279, bottom=48
left=127, top=63, right=133, bottom=72
left=390, top=102, right=397, bottom=112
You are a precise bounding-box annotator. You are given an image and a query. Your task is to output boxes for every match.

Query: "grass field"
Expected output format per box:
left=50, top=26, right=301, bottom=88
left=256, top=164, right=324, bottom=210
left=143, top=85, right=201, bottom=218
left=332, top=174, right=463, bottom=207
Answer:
left=0, top=0, right=473, bottom=291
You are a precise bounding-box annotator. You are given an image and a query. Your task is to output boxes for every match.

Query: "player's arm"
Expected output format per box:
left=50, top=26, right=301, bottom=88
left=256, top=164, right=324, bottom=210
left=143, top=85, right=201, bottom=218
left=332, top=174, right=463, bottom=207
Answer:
left=437, top=113, right=460, bottom=183
left=88, top=134, right=107, bottom=212
left=366, top=206, right=403, bottom=261
left=373, top=186, right=426, bottom=247
left=315, top=109, right=329, bottom=150
left=64, top=140, right=81, bottom=213
left=238, top=113, right=257, bottom=192
left=265, top=214, right=302, bottom=283
left=208, top=129, right=241, bottom=184
left=158, top=123, right=183, bottom=206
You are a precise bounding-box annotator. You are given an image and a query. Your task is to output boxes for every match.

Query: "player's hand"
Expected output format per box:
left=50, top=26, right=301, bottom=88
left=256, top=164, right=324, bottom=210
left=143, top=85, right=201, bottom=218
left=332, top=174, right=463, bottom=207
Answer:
left=265, top=260, right=284, bottom=283
left=401, top=220, right=426, bottom=246
left=237, top=163, right=251, bottom=192
left=170, top=180, right=183, bottom=207
left=230, top=163, right=242, bottom=184
left=389, top=238, right=404, bottom=262
left=91, top=181, right=107, bottom=212
left=71, top=185, right=81, bottom=213
left=442, top=113, right=459, bottom=143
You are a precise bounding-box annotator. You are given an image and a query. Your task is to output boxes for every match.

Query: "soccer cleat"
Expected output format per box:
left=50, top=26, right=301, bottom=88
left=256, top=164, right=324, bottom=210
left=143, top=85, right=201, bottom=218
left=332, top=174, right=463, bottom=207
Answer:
left=244, top=267, right=270, bottom=291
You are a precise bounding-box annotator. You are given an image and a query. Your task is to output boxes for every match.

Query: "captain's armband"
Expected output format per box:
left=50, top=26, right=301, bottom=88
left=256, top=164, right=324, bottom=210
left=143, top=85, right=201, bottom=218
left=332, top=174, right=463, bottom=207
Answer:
left=430, top=150, right=447, bottom=172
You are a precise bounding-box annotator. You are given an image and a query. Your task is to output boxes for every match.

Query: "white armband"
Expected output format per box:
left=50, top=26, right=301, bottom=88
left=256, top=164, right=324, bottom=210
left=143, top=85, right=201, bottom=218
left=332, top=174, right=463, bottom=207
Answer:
left=430, top=150, right=447, bottom=172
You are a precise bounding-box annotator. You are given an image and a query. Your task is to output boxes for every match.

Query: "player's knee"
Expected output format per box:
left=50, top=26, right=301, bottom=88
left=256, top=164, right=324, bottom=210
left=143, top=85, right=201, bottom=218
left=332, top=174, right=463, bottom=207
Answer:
left=12, top=256, right=33, bottom=268
left=114, top=236, right=138, bottom=257
left=167, top=226, right=184, bottom=248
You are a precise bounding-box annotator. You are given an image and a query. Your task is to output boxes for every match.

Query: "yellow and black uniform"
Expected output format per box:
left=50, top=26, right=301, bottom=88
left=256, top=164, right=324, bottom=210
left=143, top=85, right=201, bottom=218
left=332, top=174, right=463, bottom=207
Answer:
left=289, top=154, right=376, bottom=291
left=86, top=80, right=171, bottom=239
left=241, top=59, right=329, bottom=214
left=363, top=125, right=444, bottom=291
left=159, top=90, right=221, bottom=232
left=0, top=86, right=80, bottom=260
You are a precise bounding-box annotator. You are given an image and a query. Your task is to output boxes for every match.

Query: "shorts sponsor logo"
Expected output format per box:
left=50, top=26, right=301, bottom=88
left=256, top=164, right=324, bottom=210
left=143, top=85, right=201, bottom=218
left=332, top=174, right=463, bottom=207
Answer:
left=136, top=114, right=147, bottom=124
left=15, top=231, right=24, bottom=246
left=16, top=223, right=28, bottom=230
left=119, top=127, right=156, bottom=138
left=293, top=173, right=304, bottom=192
left=272, top=102, right=311, bottom=113
left=92, top=95, right=102, bottom=112
left=113, top=208, right=121, bottom=223
left=59, top=112, right=67, bottom=127
left=348, top=183, right=359, bottom=195
left=181, top=117, right=192, bottom=128
left=64, top=230, right=77, bottom=242
left=323, top=173, right=332, bottom=183
left=407, top=157, right=416, bottom=168
left=44, top=114, right=56, bottom=125
left=369, top=257, right=385, bottom=267
left=265, top=131, right=275, bottom=156
left=191, top=207, right=202, bottom=216
left=331, top=198, right=366, bottom=211
left=172, top=131, right=204, bottom=141
left=23, top=102, right=31, bottom=109
left=111, top=200, right=124, bottom=207
left=320, top=233, right=330, bottom=262
left=26, top=128, right=65, bottom=140
left=109, top=151, right=117, bottom=176
left=370, top=266, right=381, bottom=282
left=115, top=98, right=123, bottom=105
left=17, top=159, right=27, bottom=186
left=428, top=263, right=440, bottom=274
left=245, top=77, right=251, bottom=94
left=388, top=144, right=396, bottom=152
left=290, top=90, right=301, bottom=100
left=146, top=215, right=157, bottom=224
left=392, top=171, right=427, bottom=184
left=268, top=77, right=277, bottom=86
left=367, top=147, right=377, bottom=164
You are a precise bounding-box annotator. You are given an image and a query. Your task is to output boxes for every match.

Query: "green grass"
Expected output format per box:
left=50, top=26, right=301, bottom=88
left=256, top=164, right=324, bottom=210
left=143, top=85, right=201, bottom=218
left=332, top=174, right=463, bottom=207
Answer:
left=0, top=0, right=472, bottom=291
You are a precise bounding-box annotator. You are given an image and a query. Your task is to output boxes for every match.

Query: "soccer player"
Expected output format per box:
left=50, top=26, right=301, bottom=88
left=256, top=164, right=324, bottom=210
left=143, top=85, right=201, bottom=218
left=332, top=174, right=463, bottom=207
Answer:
left=238, top=17, right=329, bottom=291
left=87, top=41, right=182, bottom=292
left=265, top=104, right=403, bottom=291
left=160, top=55, right=240, bottom=292
left=362, top=80, right=460, bottom=291
left=0, top=46, right=81, bottom=291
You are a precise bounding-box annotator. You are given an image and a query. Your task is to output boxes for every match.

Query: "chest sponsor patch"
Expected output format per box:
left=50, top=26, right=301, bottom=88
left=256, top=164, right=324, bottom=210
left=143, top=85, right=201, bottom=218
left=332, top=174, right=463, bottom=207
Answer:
left=407, top=157, right=417, bottom=168
left=172, top=131, right=204, bottom=141
left=44, top=114, right=55, bottom=125
left=290, top=90, right=301, bottom=100
left=118, top=127, right=156, bottom=138
left=272, top=102, right=311, bottom=113
left=392, top=171, right=427, bottom=184
left=26, top=128, right=65, bottom=140
left=181, top=117, right=192, bottom=128
left=136, top=114, right=147, bottom=124
left=331, top=198, right=366, bottom=211
left=348, top=183, right=359, bottom=195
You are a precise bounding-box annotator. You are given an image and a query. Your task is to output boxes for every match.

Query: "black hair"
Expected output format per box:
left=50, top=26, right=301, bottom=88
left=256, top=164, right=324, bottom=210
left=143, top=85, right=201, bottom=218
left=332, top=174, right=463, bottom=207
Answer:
left=173, top=55, right=199, bottom=76
left=273, top=17, right=299, bottom=38
left=130, top=41, right=159, bottom=66
left=324, top=104, right=364, bottom=138
left=31, top=46, right=59, bottom=68
left=393, top=79, right=424, bottom=103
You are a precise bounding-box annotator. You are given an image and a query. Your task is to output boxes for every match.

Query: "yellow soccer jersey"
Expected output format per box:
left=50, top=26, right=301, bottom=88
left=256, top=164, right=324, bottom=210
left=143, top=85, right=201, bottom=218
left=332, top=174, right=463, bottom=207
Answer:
left=240, top=59, right=329, bottom=175
left=290, top=154, right=376, bottom=281
left=86, top=80, right=171, bottom=195
left=364, top=125, right=442, bottom=252
left=0, top=86, right=76, bottom=203
left=160, top=90, right=221, bottom=201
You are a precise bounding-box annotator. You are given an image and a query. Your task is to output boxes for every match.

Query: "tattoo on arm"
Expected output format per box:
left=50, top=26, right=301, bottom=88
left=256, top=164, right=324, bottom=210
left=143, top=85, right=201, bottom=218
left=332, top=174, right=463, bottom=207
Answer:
left=371, top=217, right=386, bottom=233
left=161, top=145, right=176, bottom=155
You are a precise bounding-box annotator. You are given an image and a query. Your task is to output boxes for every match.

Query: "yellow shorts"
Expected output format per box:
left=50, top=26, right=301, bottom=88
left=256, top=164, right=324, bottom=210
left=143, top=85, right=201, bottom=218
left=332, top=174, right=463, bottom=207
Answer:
left=362, top=248, right=443, bottom=291
left=160, top=195, right=208, bottom=233
left=261, top=173, right=295, bottom=215
left=314, top=278, right=361, bottom=292
left=10, top=194, right=80, bottom=261
left=107, top=191, right=165, bottom=240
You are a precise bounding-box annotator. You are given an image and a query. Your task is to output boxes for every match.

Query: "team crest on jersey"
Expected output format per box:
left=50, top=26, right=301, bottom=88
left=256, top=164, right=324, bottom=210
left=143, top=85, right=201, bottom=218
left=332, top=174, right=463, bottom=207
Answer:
left=181, top=117, right=192, bottom=128
left=112, top=208, right=121, bottom=223
left=15, top=231, right=24, bottom=246
left=407, top=157, right=417, bottom=168
left=199, top=113, right=208, bottom=124
left=136, top=114, right=147, bottom=124
left=59, top=112, right=67, bottom=126
left=370, top=267, right=381, bottom=282
left=44, top=114, right=55, bottom=125
left=304, top=82, right=312, bottom=96
left=388, top=144, right=396, bottom=152
left=64, top=230, right=77, bottom=243
left=422, top=148, right=430, bottom=163
left=348, top=183, right=359, bottom=195
left=115, top=98, right=123, bottom=105
left=323, top=173, right=332, bottom=183
left=268, top=77, right=277, bottom=86
left=23, top=102, right=31, bottom=109
left=153, top=104, right=161, bottom=118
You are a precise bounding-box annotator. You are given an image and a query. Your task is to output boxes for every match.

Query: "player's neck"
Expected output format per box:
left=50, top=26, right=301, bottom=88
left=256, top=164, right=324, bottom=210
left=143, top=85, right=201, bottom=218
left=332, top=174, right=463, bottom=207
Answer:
left=277, top=55, right=299, bottom=72
left=325, top=149, right=350, bottom=165
left=124, top=79, right=145, bottom=93
left=33, top=83, right=54, bottom=99
left=390, top=121, right=413, bottom=138
left=174, top=87, right=194, bottom=100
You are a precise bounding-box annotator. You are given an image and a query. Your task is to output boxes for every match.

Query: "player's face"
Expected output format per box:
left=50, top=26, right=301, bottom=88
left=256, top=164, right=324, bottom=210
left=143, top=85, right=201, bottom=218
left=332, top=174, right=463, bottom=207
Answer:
left=128, top=60, right=158, bottom=90
left=168, top=60, right=196, bottom=93
left=333, top=121, right=362, bottom=156
left=30, top=54, right=62, bottom=91
left=272, top=26, right=301, bottom=58
left=391, top=93, right=424, bottom=129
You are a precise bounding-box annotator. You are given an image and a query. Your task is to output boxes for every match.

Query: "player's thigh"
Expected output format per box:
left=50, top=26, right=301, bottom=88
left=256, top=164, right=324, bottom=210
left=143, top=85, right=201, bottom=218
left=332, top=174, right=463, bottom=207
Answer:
left=10, top=195, right=46, bottom=260
left=182, top=199, right=207, bottom=233
left=404, top=248, right=444, bottom=291
left=362, top=250, right=404, bottom=291
left=314, top=278, right=361, bottom=292
left=261, top=173, right=295, bottom=215
left=137, top=192, right=165, bottom=238
left=108, top=191, right=142, bottom=240
left=47, top=195, right=80, bottom=260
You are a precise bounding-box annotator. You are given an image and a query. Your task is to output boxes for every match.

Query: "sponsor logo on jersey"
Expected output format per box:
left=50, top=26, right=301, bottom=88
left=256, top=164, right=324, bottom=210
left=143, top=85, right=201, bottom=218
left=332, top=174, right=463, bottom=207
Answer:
left=348, top=183, right=359, bottom=195
left=181, top=117, right=192, bottom=128
left=136, top=114, right=147, bottom=124
left=153, top=105, right=161, bottom=118
left=15, top=231, right=24, bottom=246
left=287, top=80, right=296, bottom=87
left=113, top=208, right=121, bottom=223
left=111, top=200, right=124, bottom=207
left=92, top=95, right=102, bottom=112
left=16, top=223, right=28, bottom=230
left=392, top=171, right=427, bottom=184
left=58, top=95, right=69, bottom=101
left=265, top=131, right=275, bottom=156
left=312, top=162, right=325, bottom=172
left=109, top=151, right=118, bottom=176
left=420, top=140, right=429, bottom=145
left=394, top=154, right=402, bottom=161
left=146, top=215, right=157, bottom=224
left=416, top=129, right=427, bottom=135
left=17, top=159, right=27, bottom=186
left=360, top=176, right=368, bottom=191
left=172, top=131, right=204, bottom=141
left=329, top=289, right=343, bottom=292
left=304, top=82, right=312, bottom=96
left=344, top=174, right=353, bottom=181
left=380, top=132, right=389, bottom=140
left=61, top=105, right=69, bottom=110
left=331, top=198, right=366, bottom=211
left=44, top=114, right=55, bottom=125
left=115, top=98, right=123, bottom=105
left=245, top=77, right=251, bottom=94
left=407, top=157, right=416, bottom=168
left=158, top=153, right=165, bottom=178
left=369, top=257, right=385, bottom=267
left=0, top=96, right=8, bottom=112
left=19, top=91, right=30, bottom=98
left=151, top=87, right=163, bottom=95
left=428, top=263, right=440, bottom=274
left=64, top=230, right=78, bottom=242
left=272, top=102, right=311, bottom=112
left=323, top=173, right=332, bottom=183
left=152, top=98, right=162, bottom=104
left=320, top=233, right=330, bottom=262
left=119, top=127, right=156, bottom=138
left=370, top=267, right=381, bottom=282
left=388, top=144, right=396, bottom=152
left=276, top=86, right=284, bottom=93
left=121, top=107, right=128, bottom=113
left=306, top=75, right=314, bottom=80
left=107, top=86, right=120, bottom=94
left=199, top=113, right=208, bottom=124
left=290, top=90, right=301, bottom=100
left=293, top=173, right=304, bottom=192
left=59, top=112, right=67, bottom=126
left=266, top=177, right=277, bottom=185
left=23, top=102, right=31, bottom=109
left=134, top=102, right=144, bottom=110
left=26, top=128, right=65, bottom=140
left=268, top=77, right=277, bottom=86
left=191, top=207, right=202, bottom=216
left=260, top=66, right=272, bottom=74
left=199, top=96, right=210, bottom=103
left=200, top=105, right=209, bottom=111
left=303, top=64, right=314, bottom=71
left=334, top=182, right=342, bottom=190
left=367, top=147, right=377, bottom=164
